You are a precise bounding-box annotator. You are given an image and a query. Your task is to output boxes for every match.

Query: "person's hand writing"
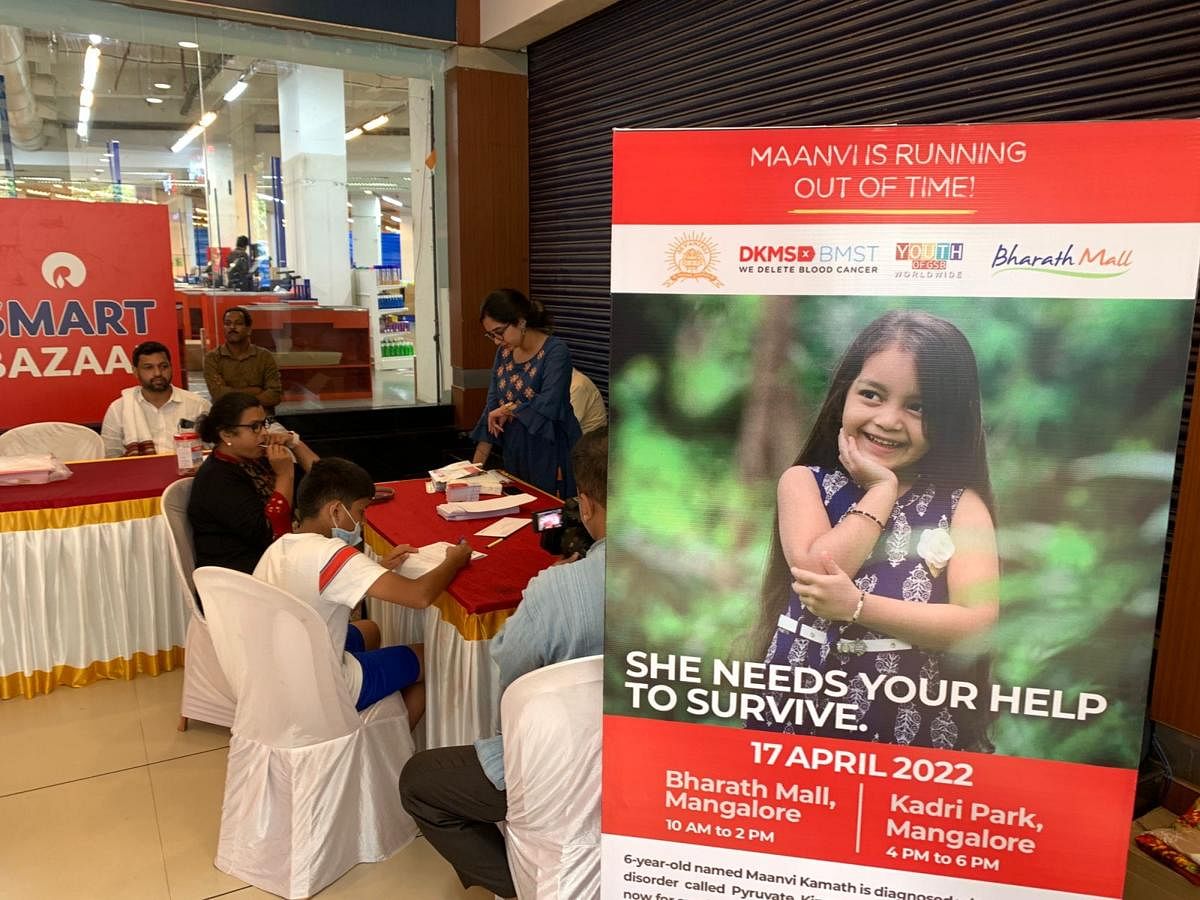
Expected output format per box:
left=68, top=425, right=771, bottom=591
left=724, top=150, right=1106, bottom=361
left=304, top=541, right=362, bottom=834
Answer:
left=381, top=544, right=418, bottom=569
left=838, top=427, right=898, bottom=493
left=790, top=553, right=860, bottom=622
left=447, top=540, right=473, bottom=568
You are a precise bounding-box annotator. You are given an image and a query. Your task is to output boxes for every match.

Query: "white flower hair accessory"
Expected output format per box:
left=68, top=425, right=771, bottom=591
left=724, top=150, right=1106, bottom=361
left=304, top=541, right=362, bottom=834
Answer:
left=917, top=528, right=955, bottom=578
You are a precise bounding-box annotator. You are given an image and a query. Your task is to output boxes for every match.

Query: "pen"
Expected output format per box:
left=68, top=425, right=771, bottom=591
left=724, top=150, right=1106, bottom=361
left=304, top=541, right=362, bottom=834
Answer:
left=486, top=537, right=505, bottom=548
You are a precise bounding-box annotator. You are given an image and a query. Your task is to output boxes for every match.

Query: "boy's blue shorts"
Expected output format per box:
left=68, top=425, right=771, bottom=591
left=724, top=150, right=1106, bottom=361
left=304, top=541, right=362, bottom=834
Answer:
left=343, top=626, right=420, bottom=711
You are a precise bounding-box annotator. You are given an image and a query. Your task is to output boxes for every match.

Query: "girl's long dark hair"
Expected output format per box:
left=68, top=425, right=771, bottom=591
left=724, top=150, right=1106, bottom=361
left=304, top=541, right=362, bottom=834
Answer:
left=749, top=310, right=995, bottom=661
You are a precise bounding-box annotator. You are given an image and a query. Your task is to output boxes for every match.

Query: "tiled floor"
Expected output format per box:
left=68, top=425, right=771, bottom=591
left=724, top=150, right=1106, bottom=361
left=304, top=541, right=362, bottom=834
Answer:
left=4, top=669, right=1197, bottom=899
left=0, top=670, right=491, bottom=900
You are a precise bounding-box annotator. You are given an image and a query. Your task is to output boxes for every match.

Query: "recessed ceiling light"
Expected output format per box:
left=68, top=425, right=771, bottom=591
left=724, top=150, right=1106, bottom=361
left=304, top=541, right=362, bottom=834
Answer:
left=178, top=40, right=199, bottom=49
left=153, top=82, right=171, bottom=90
left=146, top=97, right=164, bottom=104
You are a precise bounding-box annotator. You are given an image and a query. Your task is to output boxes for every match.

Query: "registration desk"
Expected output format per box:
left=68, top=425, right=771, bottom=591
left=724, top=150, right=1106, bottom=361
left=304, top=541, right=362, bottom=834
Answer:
left=0, top=455, right=190, bottom=700
left=363, top=478, right=561, bottom=748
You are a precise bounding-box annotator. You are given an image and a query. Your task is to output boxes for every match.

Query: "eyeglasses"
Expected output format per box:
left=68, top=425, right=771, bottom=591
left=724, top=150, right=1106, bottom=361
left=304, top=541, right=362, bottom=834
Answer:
left=230, top=417, right=275, bottom=434
left=483, top=323, right=510, bottom=342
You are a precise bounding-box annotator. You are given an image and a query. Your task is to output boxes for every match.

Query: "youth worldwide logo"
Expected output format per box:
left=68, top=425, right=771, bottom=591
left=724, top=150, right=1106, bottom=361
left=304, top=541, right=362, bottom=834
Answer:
left=664, top=232, right=722, bottom=288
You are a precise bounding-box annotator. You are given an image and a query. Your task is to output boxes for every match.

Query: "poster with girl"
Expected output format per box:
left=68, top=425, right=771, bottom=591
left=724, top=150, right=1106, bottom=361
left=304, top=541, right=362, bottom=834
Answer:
left=602, top=122, right=1200, bottom=900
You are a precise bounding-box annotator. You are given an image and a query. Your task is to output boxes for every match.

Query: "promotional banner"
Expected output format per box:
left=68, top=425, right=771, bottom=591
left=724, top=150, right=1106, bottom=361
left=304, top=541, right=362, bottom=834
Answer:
left=604, top=121, right=1200, bottom=900
left=0, top=199, right=177, bottom=429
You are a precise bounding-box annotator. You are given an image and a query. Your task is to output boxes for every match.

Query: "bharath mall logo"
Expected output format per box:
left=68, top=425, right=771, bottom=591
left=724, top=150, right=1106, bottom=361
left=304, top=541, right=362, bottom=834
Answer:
left=991, top=242, right=1132, bottom=278
left=665, top=232, right=722, bottom=287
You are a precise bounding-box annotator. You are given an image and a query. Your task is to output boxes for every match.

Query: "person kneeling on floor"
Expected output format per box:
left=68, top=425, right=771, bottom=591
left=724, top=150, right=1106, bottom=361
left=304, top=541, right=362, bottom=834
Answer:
left=399, top=426, right=608, bottom=897
left=254, top=457, right=472, bottom=726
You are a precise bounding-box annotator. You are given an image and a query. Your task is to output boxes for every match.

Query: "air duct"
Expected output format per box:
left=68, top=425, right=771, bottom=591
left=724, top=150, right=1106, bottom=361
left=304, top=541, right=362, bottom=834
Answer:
left=0, top=26, right=45, bottom=151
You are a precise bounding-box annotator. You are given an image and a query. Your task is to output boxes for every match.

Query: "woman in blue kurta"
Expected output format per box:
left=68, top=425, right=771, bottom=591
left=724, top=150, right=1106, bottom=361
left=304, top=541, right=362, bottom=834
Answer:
left=470, top=289, right=582, bottom=496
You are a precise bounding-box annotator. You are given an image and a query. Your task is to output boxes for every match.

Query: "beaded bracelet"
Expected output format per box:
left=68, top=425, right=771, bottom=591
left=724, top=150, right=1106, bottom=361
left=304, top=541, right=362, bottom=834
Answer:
left=850, top=588, right=866, bottom=624
left=846, top=507, right=886, bottom=530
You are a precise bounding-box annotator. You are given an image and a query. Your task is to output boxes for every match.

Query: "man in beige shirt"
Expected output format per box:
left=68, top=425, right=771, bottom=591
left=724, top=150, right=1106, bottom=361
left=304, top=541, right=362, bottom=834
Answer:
left=203, top=306, right=283, bottom=413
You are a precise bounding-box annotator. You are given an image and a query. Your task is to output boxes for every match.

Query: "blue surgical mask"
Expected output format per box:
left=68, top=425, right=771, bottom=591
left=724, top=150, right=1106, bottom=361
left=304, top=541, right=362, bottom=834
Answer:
left=332, top=502, right=362, bottom=546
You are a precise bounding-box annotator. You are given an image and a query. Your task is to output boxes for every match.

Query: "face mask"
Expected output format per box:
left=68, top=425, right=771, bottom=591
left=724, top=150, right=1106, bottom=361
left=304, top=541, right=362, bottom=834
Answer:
left=331, top=502, right=362, bottom=546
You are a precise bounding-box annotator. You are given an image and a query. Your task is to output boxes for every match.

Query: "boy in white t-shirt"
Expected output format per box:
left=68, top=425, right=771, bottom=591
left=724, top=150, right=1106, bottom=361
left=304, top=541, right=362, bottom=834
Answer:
left=254, top=457, right=472, bottom=726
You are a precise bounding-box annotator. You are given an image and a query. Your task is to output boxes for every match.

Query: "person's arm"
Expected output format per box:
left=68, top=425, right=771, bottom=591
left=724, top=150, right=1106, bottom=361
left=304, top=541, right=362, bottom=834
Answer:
left=203, top=352, right=230, bottom=402
left=99, top=401, right=126, bottom=458
left=366, top=541, right=472, bottom=609
left=471, top=351, right=504, bottom=464
left=790, top=489, right=999, bottom=650
left=777, top=463, right=895, bottom=580
left=257, top=351, right=283, bottom=409
left=264, top=444, right=295, bottom=537
left=490, top=581, right=551, bottom=694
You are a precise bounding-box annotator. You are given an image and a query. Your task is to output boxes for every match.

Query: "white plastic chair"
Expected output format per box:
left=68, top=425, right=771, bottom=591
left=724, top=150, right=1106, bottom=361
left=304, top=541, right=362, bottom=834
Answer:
left=161, top=478, right=235, bottom=731
left=0, top=422, right=104, bottom=460
left=194, top=566, right=417, bottom=899
left=501, top=655, right=603, bottom=900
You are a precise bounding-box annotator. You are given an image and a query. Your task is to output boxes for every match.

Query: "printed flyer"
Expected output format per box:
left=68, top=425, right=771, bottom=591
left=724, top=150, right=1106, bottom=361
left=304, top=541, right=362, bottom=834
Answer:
left=602, top=122, right=1200, bottom=900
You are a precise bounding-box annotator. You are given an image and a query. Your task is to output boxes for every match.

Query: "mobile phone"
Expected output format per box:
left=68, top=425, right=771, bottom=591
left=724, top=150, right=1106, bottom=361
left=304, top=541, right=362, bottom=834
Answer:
left=502, top=484, right=524, bottom=495
left=531, top=508, right=564, bottom=532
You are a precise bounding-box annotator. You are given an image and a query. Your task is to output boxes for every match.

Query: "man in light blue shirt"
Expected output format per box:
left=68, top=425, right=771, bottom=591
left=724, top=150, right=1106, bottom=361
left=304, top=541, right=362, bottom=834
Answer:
left=399, top=427, right=607, bottom=898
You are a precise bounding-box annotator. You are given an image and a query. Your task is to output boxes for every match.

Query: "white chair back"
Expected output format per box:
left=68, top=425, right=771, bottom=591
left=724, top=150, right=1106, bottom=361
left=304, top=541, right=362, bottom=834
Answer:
left=0, top=422, right=104, bottom=460
left=194, top=566, right=361, bottom=747
left=502, top=655, right=603, bottom=900
left=161, top=478, right=198, bottom=600
left=193, top=566, right=417, bottom=898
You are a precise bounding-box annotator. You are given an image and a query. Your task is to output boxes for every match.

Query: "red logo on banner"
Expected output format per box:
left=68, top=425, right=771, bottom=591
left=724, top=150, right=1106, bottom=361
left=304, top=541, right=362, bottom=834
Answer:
left=0, top=200, right=177, bottom=430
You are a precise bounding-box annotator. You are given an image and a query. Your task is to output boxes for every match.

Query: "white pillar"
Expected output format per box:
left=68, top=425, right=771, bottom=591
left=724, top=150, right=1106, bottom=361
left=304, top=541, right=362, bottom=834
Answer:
left=277, top=64, right=351, bottom=306
left=167, top=194, right=196, bottom=275
left=409, top=77, right=442, bottom=403
left=399, top=216, right=415, bottom=282
left=351, top=195, right=382, bottom=269
left=204, top=142, right=237, bottom=253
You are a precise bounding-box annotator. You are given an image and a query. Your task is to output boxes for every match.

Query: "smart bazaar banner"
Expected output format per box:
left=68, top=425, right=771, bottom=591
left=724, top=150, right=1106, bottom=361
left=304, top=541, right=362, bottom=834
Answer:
left=603, top=121, right=1200, bottom=900
left=0, top=200, right=177, bottom=429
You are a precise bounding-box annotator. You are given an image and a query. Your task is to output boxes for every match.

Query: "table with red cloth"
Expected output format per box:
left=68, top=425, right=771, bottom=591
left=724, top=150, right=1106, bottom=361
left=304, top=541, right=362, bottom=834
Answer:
left=362, top=477, right=562, bottom=748
left=0, top=455, right=190, bottom=699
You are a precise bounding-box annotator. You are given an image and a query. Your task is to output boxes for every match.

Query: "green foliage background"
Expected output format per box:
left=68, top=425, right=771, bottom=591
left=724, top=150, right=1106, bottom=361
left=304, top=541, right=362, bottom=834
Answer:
left=605, top=294, right=1193, bottom=768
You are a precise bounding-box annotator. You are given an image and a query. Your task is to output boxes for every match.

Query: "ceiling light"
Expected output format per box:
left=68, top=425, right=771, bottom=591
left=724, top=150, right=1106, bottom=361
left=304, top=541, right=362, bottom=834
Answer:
left=80, top=88, right=94, bottom=108
left=344, top=127, right=362, bottom=141
left=199, top=111, right=217, bottom=128
left=154, top=82, right=172, bottom=90
left=171, top=124, right=203, bottom=153
left=77, top=107, right=91, bottom=124
left=75, top=121, right=88, bottom=139
left=389, top=215, right=401, bottom=223
left=82, top=46, right=101, bottom=91
left=88, top=34, right=102, bottom=45
left=178, top=40, right=199, bottom=49
left=380, top=195, right=404, bottom=207
left=223, top=80, right=248, bottom=102
left=364, top=190, right=373, bottom=195
left=146, top=97, right=163, bottom=104
left=362, top=114, right=388, bottom=131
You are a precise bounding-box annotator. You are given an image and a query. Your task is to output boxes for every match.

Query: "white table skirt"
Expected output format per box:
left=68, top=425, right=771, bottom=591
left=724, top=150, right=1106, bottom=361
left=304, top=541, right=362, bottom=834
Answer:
left=367, top=597, right=503, bottom=749
left=1, top=515, right=191, bottom=698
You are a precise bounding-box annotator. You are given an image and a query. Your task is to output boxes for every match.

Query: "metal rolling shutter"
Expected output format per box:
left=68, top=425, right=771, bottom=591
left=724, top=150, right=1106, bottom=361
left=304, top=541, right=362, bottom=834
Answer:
left=527, top=0, right=1200, bottom=403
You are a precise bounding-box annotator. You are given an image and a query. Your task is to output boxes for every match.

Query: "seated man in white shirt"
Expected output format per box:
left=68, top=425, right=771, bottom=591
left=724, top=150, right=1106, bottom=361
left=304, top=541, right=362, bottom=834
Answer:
left=100, top=341, right=210, bottom=457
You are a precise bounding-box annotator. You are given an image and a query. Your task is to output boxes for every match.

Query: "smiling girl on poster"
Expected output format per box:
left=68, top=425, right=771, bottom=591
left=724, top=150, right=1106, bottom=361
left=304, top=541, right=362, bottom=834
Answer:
left=752, top=309, right=999, bottom=751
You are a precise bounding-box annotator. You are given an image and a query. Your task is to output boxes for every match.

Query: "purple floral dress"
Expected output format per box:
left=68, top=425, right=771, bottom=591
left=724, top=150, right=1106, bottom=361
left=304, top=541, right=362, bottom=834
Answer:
left=758, top=465, right=989, bottom=751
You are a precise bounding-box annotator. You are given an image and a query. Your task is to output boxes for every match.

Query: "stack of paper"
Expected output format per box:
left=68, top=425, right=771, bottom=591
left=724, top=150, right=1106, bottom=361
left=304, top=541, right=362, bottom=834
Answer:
left=397, top=541, right=486, bottom=577
left=436, top=493, right=536, bottom=521
left=429, top=461, right=484, bottom=488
